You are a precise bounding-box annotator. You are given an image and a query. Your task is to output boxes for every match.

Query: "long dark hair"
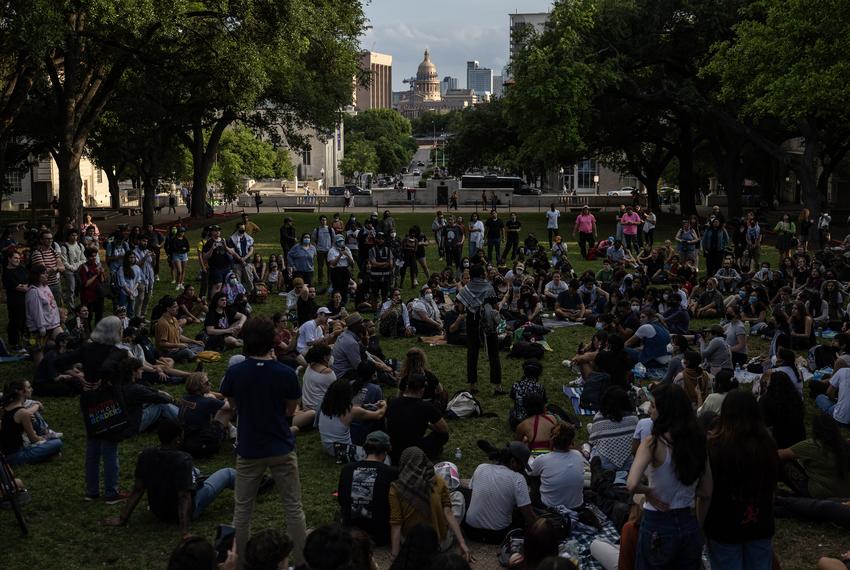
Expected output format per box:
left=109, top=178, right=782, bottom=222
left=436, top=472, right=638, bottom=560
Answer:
left=320, top=379, right=353, bottom=418
left=521, top=518, right=561, bottom=569
left=1, top=380, right=26, bottom=406
left=709, top=391, right=777, bottom=499
left=812, top=413, right=850, bottom=480
left=599, top=387, right=632, bottom=422
left=650, top=384, right=707, bottom=485
left=760, top=372, right=805, bottom=432
left=122, top=251, right=136, bottom=279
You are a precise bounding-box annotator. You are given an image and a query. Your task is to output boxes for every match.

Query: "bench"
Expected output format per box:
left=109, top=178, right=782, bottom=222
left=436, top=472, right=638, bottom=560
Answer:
left=283, top=207, right=317, bottom=213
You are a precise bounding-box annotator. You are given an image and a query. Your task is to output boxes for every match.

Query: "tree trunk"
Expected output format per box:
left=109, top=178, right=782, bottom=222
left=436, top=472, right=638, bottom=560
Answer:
left=105, top=166, right=121, bottom=209
left=636, top=173, right=660, bottom=211
left=142, top=174, right=157, bottom=227
left=187, top=114, right=233, bottom=218
left=57, top=145, right=83, bottom=227
left=676, top=119, right=697, bottom=216
left=794, top=126, right=822, bottom=247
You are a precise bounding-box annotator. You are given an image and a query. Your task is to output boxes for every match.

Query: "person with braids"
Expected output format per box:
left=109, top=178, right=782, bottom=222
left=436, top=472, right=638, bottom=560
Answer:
left=704, top=391, right=778, bottom=569
left=627, top=383, right=712, bottom=569
left=388, top=447, right=472, bottom=562
left=778, top=413, right=850, bottom=499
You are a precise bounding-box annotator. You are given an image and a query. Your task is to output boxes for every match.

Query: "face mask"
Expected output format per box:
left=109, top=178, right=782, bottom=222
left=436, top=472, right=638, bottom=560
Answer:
left=749, top=296, right=758, bottom=304
left=662, top=293, right=669, bottom=300
left=229, top=279, right=237, bottom=285
left=238, top=229, right=245, bottom=234
left=424, top=293, right=433, bottom=301
left=631, top=304, right=640, bottom=312
left=516, top=269, right=523, bottom=274
left=463, top=261, right=470, bottom=268
left=667, top=343, right=675, bottom=354
left=739, top=291, right=747, bottom=299
left=390, top=232, right=396, bottom=238
left=595, top=322, right=604, bottom=330
left=303, top=238, right=310, bottom=245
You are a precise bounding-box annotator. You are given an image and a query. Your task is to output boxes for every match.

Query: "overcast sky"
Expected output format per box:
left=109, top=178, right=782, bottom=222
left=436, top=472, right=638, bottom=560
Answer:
left=362, top=0, right=553, bottom=91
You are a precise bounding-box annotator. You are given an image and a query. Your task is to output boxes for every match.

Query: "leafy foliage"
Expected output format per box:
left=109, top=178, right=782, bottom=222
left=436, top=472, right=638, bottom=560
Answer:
left=339, top=139, right=378, bottom=179
left=344, top=109, right=416, bottom=175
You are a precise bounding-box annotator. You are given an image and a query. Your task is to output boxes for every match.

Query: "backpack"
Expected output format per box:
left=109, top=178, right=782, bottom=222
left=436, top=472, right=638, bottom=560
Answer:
left=445, top=391, right=483, bottom=419
left=509, top=340, right=545, bottom=360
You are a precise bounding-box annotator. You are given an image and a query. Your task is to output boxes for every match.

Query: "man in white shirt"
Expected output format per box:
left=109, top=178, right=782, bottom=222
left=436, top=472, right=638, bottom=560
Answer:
left=545, top=204, right=560, bottom=245
left=296, top=307, right=331, bottom=354
left=327, top=234, right=355, bottom=303
left=543, top=272, right=569, bottom=307
left=816, top=363, right=850, bottom=425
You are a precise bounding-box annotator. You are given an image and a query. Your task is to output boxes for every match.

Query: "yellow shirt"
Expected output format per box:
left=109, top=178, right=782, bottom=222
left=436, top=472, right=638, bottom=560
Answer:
left=245, top=221, right=261, bottom=235
left=389, top=475, right=451, bottom=541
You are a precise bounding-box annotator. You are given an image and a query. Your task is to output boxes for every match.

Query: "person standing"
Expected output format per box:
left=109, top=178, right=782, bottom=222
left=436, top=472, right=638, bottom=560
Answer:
left=143, top=224, right=163, bottom=281
left=79, top=248, right=106, bottom=326
left=643, top=208, right=657, bottom=247
left=457, top=264, right=502, bottom=395
left=431, top=212, right=447, bottom=259
left=3, top=250, right=29, bottom=351
left=59, top=229, right=86, bottom=309
left=704, top=391, right=777, bottom=569
left=702, top=218, right=730, bottom=278
left=279, top=217, right=296, bottom=258
left=627, top=384, right=712, bottom=569
left=229, top=222, right=255, bottom=292
left=167, top=193, right=177, bottom=214
left=368, top=232, right=394, bottom=307
left=484, top=209, right=504, bottom=264
left=467, top=212, right=484, bottom=258
left=170, top=227, right=191, bottom=291
left=327, top=234, right=355, bottom=304
left=545, top=204, right=560, bottom=245
left=287, top=233, right=317, bottom=285
left=572, top=206, right=597, bottom=259
left=818, top=211, right=832, bottom=247
left=620, top=205, right=642, bottom=253
left=29, top=229, right=64, bottom=307
left=133, top=235, right=155, bottom=319
left=312, top=215, right=335, bottom=286
left=502, top=212, right=522, bottom=261
left=221, top=316, right=307, bottom=565
left=25, top=265, right=62, bottom=366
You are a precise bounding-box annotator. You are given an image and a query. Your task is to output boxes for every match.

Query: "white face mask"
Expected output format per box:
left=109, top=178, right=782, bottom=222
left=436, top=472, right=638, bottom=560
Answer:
left=424, top=293, right=434, bottom=301
left=667, top=343, right=675, bottom=354
left=631, top=304, right=640, bottom=312
left=595, top=322, right=604, bottom=330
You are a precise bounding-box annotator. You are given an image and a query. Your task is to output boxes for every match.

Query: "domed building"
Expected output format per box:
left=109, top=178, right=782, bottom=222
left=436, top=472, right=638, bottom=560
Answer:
left=415, top=49, right=441, bottom=102
left=397, top=48, right=479, bottom=119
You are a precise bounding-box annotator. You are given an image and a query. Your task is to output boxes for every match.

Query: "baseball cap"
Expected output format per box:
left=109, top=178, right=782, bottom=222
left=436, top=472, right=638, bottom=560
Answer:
left=335, top=234, right=345, bottom=243
left=317, top=307, right=332, bottom=315
left=365, top=430, right=390, bottom=448
left=506, top=441, right=532, bottom=468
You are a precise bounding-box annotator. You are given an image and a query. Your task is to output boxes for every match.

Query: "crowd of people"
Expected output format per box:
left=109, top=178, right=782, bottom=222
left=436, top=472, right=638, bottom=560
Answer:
left=1, top=202, right=850, bottom=570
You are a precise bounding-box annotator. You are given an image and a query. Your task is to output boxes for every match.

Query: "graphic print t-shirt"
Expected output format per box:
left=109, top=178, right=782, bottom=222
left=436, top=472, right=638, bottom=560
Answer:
left=338, top=460, right=398, bottom=545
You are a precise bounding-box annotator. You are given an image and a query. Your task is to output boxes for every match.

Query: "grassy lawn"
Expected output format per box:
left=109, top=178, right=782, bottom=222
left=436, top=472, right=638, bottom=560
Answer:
left=1, top=210, right=845, bottom=569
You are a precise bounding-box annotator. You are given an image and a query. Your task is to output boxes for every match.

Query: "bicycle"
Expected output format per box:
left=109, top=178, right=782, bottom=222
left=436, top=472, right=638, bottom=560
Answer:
left=0, top=452, right=29, bottom=535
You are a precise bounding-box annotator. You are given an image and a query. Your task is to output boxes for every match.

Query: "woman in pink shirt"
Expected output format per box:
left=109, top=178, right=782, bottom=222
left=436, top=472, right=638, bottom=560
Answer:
left=573, top=206, right=598, bottom=259
left=620, top=205, right=642, bottom=253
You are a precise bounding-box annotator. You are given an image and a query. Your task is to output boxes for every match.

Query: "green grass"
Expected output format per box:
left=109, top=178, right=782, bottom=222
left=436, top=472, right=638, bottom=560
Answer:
left=0, top=211, right=845, bottom=569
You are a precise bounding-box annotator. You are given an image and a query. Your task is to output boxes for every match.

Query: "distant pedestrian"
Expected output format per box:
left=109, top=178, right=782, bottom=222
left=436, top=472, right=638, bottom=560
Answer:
left=450, top=191, right=458, bottom=211
left=254, top=192, right=262, bottom=213
left=167, top=193, right=176, bottom=214
left=545, top=203, right=560, bottom=245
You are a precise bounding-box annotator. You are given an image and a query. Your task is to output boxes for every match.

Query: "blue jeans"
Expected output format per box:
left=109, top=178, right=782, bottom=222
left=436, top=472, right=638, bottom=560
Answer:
left=139, top=403, right=180, bottom=432
left=707, top=538, right=773, bottom=570
left=816, top=394, right=836, bottom=417
left=86, top=438, right=120, bottom=498
left=116, top=290, right=134, bottom=315
left=487, top=240, right=501, bottom=263
left=192, top=467, right=236, bottom=520
left=637, top=508, right=703, bottom=570
left=7, top=438, right=63, bottom=466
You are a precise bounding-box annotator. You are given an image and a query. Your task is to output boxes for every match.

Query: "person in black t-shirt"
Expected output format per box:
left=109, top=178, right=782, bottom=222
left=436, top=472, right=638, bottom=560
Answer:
left=555, top=280, right=586, bottom=321
left=204, top=292, right=246, bottom=350
left=443, top=299, right=468, bottom=346
left=105, top=419, right=236, bottom=536
left=503, top=212, right=522, bottom=261
left=384, top=373, right=448, bottom=464
left=201, top=225, right=241, bottom=296
left=337, top=430, right=398, bottom=546
left=483, top=209, right=504, bottom=264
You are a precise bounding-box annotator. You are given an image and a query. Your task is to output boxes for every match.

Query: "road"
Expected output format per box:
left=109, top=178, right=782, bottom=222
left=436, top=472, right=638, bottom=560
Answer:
left=401, top=145, right=434, bottom=189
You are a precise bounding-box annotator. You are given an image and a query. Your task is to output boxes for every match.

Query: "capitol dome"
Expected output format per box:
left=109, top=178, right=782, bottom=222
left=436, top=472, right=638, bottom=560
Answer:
left=415, top=49, right=441, bottom=102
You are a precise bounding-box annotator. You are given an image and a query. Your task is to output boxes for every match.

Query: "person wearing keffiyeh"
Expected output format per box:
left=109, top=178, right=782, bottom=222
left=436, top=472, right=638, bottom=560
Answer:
left=388, top=447, right=472, bottom=562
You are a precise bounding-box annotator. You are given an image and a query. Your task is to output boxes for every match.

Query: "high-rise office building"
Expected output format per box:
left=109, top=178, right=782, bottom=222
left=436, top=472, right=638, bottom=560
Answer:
left=507, top=12, right=549, bottom=79
left=440, top=76, right=459, bottom=96
left=466, top=60, right=493, bottom=96
left=354, top=51, right=393, bottom=111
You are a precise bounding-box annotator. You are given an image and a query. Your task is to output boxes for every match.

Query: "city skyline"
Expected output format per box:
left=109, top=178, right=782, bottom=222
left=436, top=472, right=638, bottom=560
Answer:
left=362, top=0, right=552, bottom=91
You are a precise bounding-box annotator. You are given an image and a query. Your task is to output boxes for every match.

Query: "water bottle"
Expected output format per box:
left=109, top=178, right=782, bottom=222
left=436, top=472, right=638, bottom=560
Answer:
left=454, top=448, right=462, bottom=461
left=735, top=363, right=741, bottom=378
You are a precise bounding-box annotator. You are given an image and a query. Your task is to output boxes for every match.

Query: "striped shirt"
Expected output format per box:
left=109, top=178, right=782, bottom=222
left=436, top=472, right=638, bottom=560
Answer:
left=30, top=246, right=62, bottom=286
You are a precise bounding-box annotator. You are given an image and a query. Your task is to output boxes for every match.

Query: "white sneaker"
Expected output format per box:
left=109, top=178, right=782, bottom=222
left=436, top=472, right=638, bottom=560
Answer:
left=155, top=276, right=160, bottom=282
left=562, top=359, right=572, bottom=368
left=170, top=280, right=175, bottom=284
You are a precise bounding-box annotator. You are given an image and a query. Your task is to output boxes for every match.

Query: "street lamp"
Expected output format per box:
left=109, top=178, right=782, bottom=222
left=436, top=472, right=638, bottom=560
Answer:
left=593, top=174, right=600, bottom=195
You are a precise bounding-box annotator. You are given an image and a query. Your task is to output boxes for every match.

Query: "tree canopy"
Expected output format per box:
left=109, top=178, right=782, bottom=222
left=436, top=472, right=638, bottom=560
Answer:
left=344, top=109, right=416, bottom=175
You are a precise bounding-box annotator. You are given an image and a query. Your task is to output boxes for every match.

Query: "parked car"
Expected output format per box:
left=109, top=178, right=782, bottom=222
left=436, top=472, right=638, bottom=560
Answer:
left=416, top=160, right=425, bottom=167
left=514, top=184, right=542, bottom=195
left=607, top=186, right=636, bottom=197
left=412, top=169, right=421, bottom=176
left=329, top=184, right=371, bottom=196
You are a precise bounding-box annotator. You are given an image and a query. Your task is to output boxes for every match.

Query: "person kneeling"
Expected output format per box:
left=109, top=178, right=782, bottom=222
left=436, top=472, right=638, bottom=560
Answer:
left=105, top=419, right=237, bottom=535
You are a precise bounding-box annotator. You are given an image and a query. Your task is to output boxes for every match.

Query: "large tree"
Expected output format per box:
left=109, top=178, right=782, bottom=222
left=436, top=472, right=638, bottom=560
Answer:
left=706, top=0, right=850, bottom=237
left=344, top=109, right=416, bottom=175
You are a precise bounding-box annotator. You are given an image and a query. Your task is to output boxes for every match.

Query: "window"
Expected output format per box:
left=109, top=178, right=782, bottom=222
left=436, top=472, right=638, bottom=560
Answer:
left=4, top=170, right=23, bottom=193
left=97, top=169, right=103, bottom=183
left=301, top=149, right=311, bottom=166
left=620, top=174, right=638, bottom=188
left=577, top=159, right=597, bottom=189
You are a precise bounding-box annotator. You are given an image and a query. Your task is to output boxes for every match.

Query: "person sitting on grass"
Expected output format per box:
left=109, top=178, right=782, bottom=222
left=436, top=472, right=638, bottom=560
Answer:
left=178, top=372, right=235, bottom=456
left=389, top=447, right=472, bottom=561
left=175, top=284, right=207, bottom=325
left=0, top=379, right=63, bottom=466
left=777, top=413, right=850, bottom=500
left=117, top=355, right=180, bottom=436
left=105, top=419, right=241, bottom=536
left=337, top=430, right=398, bottom=547
left=508, top=359, right=546, bottom=431
left=624, top=308, right=671, bottom=369
left=528, top=421, right=585, bottom=510
left=587, top=387, right=639, bottom=471
left=554, top=279, right=586, bottom=322
left=462, top=441, right=536, bottom=544
left=385, top=373, right=449, bottom=464
left=317, top=378, right=386, bottom=462
left=204, top=292, right=246, bottom=351
left=513, top=392, right=560, bottom=455
left=674, top=351, right=711, bottom=409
